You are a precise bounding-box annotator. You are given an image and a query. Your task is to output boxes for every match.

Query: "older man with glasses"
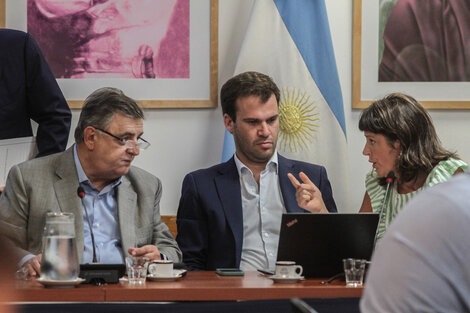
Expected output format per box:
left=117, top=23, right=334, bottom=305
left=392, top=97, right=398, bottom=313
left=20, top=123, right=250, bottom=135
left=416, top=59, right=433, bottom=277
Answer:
left=0, top=87, right=181, bottom=279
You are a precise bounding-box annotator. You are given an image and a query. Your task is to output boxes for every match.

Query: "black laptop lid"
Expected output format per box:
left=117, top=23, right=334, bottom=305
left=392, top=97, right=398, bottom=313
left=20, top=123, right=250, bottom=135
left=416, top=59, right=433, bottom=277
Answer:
left=276, top=213, right=379, bottom=278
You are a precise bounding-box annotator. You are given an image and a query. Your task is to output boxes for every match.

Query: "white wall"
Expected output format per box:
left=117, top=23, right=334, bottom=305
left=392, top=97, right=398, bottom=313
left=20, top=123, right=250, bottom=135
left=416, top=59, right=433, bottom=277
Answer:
left=66, top=0, right=470, bottom=214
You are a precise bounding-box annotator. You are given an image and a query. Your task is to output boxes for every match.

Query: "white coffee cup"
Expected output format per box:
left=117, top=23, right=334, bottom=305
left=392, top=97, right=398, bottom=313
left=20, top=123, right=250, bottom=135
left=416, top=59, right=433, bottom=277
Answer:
left=148, top=260, right=174, bottom=277
left=275, top=261, right=303, bottom=278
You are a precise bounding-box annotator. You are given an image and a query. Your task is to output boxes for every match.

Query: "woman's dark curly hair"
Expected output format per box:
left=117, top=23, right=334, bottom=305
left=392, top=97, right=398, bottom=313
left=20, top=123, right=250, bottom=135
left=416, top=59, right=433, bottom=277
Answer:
left=359, top=93, right=457, bottom=184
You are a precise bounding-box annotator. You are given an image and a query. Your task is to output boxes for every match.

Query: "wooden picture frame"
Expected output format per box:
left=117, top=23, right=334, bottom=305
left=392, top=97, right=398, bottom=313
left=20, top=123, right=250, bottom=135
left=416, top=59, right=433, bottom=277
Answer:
left=353, top=0, right=470, bottom=109
left=1, top=0, right=218, bottom=109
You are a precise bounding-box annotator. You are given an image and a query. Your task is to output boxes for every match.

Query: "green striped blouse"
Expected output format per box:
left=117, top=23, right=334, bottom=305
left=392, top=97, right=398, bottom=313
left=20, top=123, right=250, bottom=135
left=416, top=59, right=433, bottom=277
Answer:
left=365, top=158, right=467, bottom=242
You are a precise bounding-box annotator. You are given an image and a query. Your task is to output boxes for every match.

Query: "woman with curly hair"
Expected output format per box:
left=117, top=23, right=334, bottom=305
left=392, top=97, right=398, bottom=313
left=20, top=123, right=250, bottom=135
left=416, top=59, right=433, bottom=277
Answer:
left=359, top=93, right=467, bottom=241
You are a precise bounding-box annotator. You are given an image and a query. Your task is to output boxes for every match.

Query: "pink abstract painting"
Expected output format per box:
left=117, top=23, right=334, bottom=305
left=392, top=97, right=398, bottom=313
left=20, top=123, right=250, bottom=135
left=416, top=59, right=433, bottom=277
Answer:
left=27, top=0, right=189, bottom=79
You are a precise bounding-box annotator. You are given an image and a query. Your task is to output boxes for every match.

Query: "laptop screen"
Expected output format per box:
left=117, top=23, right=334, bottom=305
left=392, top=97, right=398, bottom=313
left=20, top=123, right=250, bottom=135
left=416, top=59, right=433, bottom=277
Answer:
left=276, top=213, right=379, bottom=278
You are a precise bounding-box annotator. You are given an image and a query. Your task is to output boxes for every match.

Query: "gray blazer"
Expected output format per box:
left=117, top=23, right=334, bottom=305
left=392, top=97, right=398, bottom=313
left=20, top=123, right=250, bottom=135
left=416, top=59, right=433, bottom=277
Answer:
left=0, top=147, right=181, bottom=264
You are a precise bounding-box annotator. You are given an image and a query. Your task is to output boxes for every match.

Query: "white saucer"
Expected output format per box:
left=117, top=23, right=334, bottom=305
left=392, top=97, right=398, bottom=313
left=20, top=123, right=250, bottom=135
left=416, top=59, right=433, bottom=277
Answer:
left=36, top=277, right=85, bottom=288
left=268, top=275, right=305, bottom=284
left=147, top=269, right=187, bottom=282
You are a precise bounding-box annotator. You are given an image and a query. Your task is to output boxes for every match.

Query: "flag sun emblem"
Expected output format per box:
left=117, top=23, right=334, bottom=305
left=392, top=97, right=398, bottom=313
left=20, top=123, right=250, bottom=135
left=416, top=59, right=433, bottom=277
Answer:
left=278, top=87, right=319, bottom=153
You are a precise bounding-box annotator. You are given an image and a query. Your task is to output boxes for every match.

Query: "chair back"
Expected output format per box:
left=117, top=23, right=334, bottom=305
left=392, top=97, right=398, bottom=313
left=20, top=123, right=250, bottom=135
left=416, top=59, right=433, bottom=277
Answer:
left=161, top=215, right=178, bottom=238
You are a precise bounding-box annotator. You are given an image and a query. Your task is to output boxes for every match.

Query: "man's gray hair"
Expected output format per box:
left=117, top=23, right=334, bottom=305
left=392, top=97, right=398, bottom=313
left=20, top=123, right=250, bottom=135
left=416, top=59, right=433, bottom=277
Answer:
left=74, top=87, right=144, bottom=143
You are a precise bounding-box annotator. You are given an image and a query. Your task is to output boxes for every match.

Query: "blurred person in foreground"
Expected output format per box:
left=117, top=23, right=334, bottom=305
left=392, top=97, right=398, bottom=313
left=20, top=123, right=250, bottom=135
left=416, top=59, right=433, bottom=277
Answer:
left=0, top=237, right=17, bottom=313
left=361, top=171, right=470, bottom=312
left=0, top=87, right=181, bottom=279
left=358, top=93, right=466, bottom=242
left=176, top=71, right=337, bottom=271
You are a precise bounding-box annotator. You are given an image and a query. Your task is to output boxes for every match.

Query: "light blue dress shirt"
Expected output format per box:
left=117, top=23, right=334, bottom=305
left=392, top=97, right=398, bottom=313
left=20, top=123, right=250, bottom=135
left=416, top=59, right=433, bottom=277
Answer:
left=73, top=145, right=124, bottom=264
left=234, top=152, right=285, bottom=271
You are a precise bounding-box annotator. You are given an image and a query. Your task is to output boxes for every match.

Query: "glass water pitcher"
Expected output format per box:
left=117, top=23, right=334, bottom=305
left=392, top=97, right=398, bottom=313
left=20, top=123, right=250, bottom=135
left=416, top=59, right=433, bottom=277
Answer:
left=40, top=212, right=79, bottom=280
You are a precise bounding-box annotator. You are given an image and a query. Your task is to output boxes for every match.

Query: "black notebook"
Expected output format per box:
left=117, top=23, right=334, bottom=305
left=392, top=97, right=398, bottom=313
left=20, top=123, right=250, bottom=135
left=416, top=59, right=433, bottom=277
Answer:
left=276, top=213, right=379, bottom=278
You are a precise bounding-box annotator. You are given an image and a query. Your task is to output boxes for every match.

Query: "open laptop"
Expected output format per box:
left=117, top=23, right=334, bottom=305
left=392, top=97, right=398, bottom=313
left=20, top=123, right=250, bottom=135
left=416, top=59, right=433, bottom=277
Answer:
left=276, top=213, right=379, bottom=278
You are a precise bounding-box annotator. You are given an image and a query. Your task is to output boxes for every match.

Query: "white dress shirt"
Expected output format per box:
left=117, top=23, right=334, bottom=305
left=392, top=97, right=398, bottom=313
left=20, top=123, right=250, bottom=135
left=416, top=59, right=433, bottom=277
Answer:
left=234, top=152, right=285, bottom=271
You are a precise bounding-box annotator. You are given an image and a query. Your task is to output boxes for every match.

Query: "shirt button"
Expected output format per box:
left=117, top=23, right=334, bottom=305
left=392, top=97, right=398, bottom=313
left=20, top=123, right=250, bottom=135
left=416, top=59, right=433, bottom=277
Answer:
left=95, top=223, right=100, bottom=227
left=100, top=243, right=104, bottom=247
left=269, top=252, right=273, bottom=257
left=264, top=232, right=269, bottom=238
left=262, top=207, right=266, bottom=211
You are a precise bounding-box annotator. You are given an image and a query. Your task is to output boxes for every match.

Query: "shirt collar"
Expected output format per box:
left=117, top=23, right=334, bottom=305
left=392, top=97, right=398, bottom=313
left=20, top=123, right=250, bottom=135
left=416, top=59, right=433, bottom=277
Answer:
left=234, top=150, right=279, bottom=177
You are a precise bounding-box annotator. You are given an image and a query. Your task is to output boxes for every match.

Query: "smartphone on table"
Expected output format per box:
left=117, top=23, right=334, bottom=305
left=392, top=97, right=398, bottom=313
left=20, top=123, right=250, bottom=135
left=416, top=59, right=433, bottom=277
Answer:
left=216, top=268, right=245, bottom=276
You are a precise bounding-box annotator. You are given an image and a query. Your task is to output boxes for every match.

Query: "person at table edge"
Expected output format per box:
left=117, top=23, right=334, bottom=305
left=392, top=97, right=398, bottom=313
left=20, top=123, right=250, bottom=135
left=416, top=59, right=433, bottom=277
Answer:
left=0, top=87, right=181, bottom=279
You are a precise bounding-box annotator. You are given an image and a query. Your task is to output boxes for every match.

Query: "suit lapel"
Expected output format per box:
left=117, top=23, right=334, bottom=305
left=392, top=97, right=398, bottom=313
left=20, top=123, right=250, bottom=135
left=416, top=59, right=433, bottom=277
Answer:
left=53, top=148, right=85, bottom=263
left=278, top=155, right=302, bottom=213
left=214, top=158, right=244, bottom=264
left=117, top=176, right=137, bottom=258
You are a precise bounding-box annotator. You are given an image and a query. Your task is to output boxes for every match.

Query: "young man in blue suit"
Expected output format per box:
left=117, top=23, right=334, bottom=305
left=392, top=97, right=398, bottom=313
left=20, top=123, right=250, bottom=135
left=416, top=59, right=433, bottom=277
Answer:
left=176, top=71, right=337, bottom=271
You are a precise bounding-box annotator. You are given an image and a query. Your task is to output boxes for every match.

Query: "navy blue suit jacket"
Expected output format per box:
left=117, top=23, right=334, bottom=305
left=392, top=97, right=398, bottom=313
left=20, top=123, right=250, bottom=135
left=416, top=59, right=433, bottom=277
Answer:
left=0, top=29, right=71, bottom=157
left=176, top=154, right=337, bottom=270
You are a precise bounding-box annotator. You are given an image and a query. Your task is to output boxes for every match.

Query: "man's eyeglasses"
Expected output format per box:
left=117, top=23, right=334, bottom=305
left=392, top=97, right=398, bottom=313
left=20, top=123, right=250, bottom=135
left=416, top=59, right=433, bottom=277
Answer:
left=95, top=127, right=151, bottom=150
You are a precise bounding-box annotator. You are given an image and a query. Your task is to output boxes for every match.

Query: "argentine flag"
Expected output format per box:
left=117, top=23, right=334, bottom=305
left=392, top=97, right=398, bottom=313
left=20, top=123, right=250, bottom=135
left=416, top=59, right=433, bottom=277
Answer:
left=221, top=0, right=350, bottom=211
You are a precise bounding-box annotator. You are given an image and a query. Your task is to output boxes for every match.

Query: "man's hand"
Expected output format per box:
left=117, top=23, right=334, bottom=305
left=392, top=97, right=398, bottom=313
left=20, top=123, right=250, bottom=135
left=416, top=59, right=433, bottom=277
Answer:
left=17, top=254, right=42, bottom=280
left=287, top=172, right=328, bottom=213
left=128, top=245, right=161, bottom=261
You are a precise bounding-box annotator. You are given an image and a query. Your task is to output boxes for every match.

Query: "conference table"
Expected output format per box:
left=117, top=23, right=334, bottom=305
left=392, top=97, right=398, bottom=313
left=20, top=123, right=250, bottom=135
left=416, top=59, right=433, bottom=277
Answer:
left=11, top=271, right=363, bottom=313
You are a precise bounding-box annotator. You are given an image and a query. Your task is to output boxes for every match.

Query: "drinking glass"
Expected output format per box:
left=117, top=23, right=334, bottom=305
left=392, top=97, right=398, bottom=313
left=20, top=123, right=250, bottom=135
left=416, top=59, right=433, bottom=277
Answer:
left=343, top=258, right=367, bottom=287
left=126, top=256, right=149, bottom=284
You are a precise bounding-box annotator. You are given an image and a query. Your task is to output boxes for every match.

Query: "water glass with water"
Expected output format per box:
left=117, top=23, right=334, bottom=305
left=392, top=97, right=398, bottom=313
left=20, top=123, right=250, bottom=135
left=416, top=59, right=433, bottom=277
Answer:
left=126, top=256, right=149, bottom=284
left=343, top=258, right=367, bottom=287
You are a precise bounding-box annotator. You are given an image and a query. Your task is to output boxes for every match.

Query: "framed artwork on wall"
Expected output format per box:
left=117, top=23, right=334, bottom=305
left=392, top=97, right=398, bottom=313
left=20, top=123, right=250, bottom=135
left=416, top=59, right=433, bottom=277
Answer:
left=1, top=0, right=218, bottom=109
left=353, top=0, right=470, bottom=109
